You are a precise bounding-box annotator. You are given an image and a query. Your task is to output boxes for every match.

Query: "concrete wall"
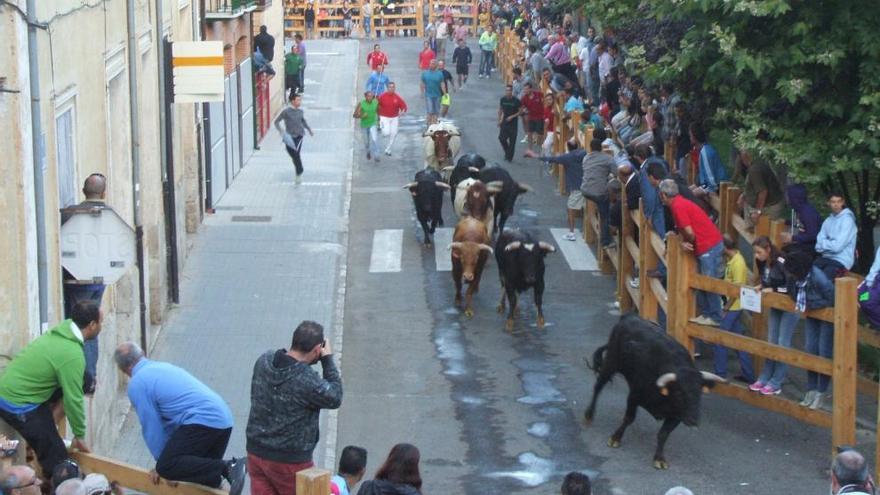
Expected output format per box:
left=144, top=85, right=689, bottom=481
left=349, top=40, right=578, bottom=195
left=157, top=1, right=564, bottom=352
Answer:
left=0, top=0, right=202, bottom=454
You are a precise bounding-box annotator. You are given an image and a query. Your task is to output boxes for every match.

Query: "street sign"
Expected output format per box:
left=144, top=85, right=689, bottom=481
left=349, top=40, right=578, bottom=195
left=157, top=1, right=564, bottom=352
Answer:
left=60, top=207, right=136, bottom=284
left=172, top=41, right=225, bottom=102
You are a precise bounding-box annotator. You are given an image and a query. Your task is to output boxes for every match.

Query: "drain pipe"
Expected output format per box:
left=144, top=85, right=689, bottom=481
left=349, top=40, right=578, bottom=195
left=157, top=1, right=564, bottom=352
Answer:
left=25, top=0, right=49, bottom=333
left=126, top=0, right=149, bottom=352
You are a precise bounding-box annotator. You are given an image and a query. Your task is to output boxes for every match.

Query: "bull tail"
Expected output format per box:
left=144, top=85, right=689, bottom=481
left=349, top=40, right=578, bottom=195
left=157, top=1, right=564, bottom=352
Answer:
left=588, top=345, right=608, bottom=375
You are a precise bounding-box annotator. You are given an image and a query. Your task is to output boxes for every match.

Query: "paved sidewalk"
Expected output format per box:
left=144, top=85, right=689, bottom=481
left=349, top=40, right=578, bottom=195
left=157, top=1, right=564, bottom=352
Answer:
left=109, top=40, right=358, bottom=473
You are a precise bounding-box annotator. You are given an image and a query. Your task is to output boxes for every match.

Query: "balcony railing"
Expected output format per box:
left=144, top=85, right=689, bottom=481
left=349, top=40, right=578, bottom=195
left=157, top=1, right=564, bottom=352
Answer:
left=205, top=0, right=258, bottom=19
left=255, top=0, right=272, bottom=9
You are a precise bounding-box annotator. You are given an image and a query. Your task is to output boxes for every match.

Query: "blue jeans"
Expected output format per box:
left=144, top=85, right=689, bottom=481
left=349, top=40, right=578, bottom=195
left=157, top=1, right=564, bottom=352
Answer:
left=64, top=283, right=106, bottom=378
left=584, top=193, right=611, bottom=247
left=363, top=126, right=379, bottom=156
left=696, top=241, right=724, bottom=322
left=805, top=317, right=833, bottom=393
left=757, top=308, right=800, bottom=389
left=479, top=49, right=494, bottom=76
left=713, top=310, right=755, bottom=382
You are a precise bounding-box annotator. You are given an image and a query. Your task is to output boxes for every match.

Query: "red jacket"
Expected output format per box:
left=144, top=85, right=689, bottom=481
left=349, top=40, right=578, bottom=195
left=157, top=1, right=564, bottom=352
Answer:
left=367, top=51, right=389, bottom=70
left=378, top=92, right=408, bottom=118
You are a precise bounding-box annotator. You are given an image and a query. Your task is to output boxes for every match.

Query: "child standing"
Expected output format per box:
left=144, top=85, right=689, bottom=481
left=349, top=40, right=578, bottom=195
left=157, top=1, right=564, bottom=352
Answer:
left=713, top=235, right=755, bottom=383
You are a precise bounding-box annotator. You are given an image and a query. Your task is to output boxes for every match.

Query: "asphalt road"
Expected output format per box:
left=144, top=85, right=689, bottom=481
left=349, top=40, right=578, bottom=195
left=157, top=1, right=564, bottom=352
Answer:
left=336, top=37, right=844, bottom=495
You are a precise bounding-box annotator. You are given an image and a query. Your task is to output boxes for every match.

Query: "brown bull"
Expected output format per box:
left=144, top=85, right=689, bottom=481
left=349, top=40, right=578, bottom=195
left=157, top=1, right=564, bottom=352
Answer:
left=450, top=217, right=493, bottom=317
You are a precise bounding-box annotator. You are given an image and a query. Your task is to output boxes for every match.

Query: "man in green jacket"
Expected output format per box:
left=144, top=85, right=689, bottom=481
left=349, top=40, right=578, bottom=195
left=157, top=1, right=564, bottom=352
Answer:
left=0, top=301, right=103, bottom=478
left=285, top=46, right=305, bottom=98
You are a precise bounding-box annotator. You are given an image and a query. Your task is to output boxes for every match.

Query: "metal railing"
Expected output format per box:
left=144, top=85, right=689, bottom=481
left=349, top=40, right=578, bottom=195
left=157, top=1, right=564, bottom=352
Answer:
left=204, top=0, right=257, bottom=16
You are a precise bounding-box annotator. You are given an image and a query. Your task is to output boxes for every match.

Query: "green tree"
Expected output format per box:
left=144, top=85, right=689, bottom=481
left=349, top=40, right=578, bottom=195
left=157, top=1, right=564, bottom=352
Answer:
left=570, top=0, right=880, bottom=270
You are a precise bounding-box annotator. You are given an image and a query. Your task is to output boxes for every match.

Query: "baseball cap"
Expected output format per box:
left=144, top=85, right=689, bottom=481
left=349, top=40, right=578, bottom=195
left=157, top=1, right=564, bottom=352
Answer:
left=83, top=473, right=111, bottom=495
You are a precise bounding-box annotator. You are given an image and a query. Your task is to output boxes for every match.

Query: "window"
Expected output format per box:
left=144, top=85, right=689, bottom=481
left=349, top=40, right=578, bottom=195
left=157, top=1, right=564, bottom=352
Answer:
left=55, top=103, right=77, bottom=208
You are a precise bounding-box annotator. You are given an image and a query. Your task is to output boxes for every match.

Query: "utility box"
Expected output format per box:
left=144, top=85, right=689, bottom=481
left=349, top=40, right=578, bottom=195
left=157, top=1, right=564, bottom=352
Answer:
left=60, top=207, right=135, bottom=284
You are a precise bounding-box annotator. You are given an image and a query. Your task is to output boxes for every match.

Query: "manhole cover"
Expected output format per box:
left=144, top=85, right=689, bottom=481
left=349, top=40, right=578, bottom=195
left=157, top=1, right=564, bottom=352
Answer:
left=230, top=215, right=272, bottom=222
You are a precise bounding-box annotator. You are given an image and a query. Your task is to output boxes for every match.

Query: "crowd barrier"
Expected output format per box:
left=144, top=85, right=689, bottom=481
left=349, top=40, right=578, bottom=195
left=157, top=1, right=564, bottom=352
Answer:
left=496, top=26, right=880, bottom=476
left=283, top=1, right=424, bottom=40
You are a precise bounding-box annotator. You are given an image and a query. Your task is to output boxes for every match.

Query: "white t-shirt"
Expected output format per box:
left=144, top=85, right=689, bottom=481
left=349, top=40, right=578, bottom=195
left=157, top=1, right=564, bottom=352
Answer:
left=598, top=52, right=613, bottom=80
left=578, top=47, right=591, bottom=75
left=437, top=22, right=449, bottom=39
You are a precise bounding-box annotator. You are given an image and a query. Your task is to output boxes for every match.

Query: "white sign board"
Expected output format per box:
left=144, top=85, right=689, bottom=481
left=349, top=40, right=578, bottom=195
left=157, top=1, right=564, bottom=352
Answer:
left=60, top=208, right=136, bottom=284
left=172, top=41, right=225, bottom=102
left=740, top=286, right=762, bottom=313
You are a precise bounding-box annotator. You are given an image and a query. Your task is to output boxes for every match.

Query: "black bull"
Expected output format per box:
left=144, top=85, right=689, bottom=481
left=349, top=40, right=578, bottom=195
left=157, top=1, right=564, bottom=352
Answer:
left=404, top=169, right=450, bottom=246
left=584, top=314, right=725, bottom=469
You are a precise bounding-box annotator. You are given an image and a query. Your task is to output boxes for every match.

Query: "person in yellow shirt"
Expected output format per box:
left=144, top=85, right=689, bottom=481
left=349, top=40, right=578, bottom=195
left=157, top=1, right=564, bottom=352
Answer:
left=713, top=235, right=755, bottom=383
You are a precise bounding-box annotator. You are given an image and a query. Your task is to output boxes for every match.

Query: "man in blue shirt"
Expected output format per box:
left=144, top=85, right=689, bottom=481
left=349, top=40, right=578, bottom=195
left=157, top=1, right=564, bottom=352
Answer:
left=114, top=342, right=246, bottom=495
left=364, top=64, right=389, bottom=96
left=420, top=59, right=445, bottom=125
left=524, top=139, right=586, bottom=241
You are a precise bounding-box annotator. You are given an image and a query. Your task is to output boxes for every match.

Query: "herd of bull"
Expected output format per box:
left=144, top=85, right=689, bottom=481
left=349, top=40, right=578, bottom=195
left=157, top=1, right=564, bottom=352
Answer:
left=402, top=154, right=732, bottom=470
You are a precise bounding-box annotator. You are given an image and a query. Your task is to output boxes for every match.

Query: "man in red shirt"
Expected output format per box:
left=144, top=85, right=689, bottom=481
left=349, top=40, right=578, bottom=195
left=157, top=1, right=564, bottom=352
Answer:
left=660, top=178, right=724, bottom=326
left=541, top=93, right=555, bottom=156
left=377, top=82, right=408, bottom=156
left=520, top=82, right=544, bottom=153
left=366, top=44, right=389, bottom=71
left=418, top=41, right=436, bottom=70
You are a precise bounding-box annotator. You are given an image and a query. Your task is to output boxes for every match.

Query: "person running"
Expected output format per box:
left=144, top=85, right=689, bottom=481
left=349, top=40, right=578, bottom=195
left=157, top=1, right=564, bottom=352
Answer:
left=377, top=82, right=407, bottom=156
left=497, top=84, right=522, bottom=162
left=274, top=93, right=314, bottom=182
left=418, top=40, right=435, bottom=70
left=354, top=91, right=380, bottom=162
left=365, top=64, right=390, bottom=95
left=284, top=46, right=305, bottom=98
left=420, top=59, right=445, bottom=125
left=366, top=43, right=388, bottom=70
left=519, top=82, right=543, bottom=152
left=438, top=60, right=454, bottom=118
left=451, top=38, right=472, bottom=88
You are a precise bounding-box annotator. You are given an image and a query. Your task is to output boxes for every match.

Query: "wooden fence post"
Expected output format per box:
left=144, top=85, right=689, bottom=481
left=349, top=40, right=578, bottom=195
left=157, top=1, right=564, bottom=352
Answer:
left=719, top=182, right=739, bottom=238
left=638, top=200, right=659, bottom=322
left=769, top=219, right=787, bottom=248
left=666, top=233, right=695, bottom=353
left=296, top=467, right=332, bottom=495
left=831, top=277, right=858, bottom=457
left=618, top=194, right=635, bottom=312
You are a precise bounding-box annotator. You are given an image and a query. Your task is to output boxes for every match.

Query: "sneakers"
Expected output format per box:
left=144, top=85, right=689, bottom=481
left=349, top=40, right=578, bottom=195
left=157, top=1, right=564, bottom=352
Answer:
left=808, top=392, right=826, bottom=410
left=748, top=381, right=765, bottom=392
left=629, top=277, right=640, bottom=289
left=563, top=232, right=577, bottom=241
left=295, top=174, right=302, bottom=184
left=759, top=384, right=781, bottom=396
left=384, top=149, right=392, bottom=156
left=688, top=315, right=719, bottom=327
left=799, top=390, right=817, bottom=407
left=520, top=137, right=528, bottom=143
left=224, top=457, right=247, bottom=495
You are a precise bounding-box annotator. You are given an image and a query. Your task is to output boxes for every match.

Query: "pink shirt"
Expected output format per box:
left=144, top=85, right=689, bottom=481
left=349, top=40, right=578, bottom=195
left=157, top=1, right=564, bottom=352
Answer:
left=453, top=25, right=469, bottom=41
left=546, top=41, right=570, bottom=65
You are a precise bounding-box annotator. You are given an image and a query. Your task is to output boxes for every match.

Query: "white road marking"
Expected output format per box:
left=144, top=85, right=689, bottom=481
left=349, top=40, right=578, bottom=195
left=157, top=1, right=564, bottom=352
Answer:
left=434, top=228, right=454, bottom=271
left=369, top=229, right=404, bottom=273
left=550, top=228, right=598, bottom=271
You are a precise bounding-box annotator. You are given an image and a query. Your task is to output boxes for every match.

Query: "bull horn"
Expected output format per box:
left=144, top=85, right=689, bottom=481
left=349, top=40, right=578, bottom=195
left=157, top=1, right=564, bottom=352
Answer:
left=448, top=242, right=464, bottom=251
left=538, top=241, right=556, bottom=253
left=402, top=182, right=418, bottom=189
left=441, top=166, right=456, bottom=172
left=478, top=244, right=494, bottom=254
left=700, top=371, right=727, bottom=383
left=486, top=181, right=504, bottom=193
left=504, top=241, right=522, bottom=252
left=468, top=167, right=481, bottom=173
left=517, top=182, right=534, bottom=193
left=656, top=373, right=677, bottom=389
left=435, top=181, right=451, bottom=190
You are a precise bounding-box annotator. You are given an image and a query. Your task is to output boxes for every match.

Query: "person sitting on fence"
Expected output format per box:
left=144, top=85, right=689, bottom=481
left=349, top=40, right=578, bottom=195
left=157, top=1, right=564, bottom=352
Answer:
left=582, top=139, right=618, bottom=248
left=254, top=26, right=276, bottom=76
left=579, top=107, right=603, bottom=131
left=830, top=448, right=875, bottom=495
left=813, top=191, right=858, bottom=280
left=712, top=235, right=756, bottom=384
left=636, top=145, right=669, bottom=279
left=356, top=444, right=422, bottom=495
left=659, top=178, right=725, bottom=327
left=734, top=148, right=786, bottom=230
left=331, top=446, right=368, bottom=495
left=563, top=87, right=584, bottom=114
left=560, top=471, right=591, bottom=495
left=688, top=122, right=729, bottom=199
left=778, top=184, right=822, bottom=257
left=524, top=139, right=585, bottom=241
left=858, top=246, right=880, bottom=329
left=749, top=250, right=834, bottom=396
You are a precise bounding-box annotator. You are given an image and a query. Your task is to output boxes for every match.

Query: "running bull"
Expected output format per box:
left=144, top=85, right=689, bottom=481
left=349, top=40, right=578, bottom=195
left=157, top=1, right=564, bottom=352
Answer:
left=479, top=165, right=532, bottom=233
left=403, top=169, right=451, bottom=246
left=449, top=216, right=493, bottom=317
left=584, top=313, right=725, bottom=469
left=495, top=229, right=555, bottom=331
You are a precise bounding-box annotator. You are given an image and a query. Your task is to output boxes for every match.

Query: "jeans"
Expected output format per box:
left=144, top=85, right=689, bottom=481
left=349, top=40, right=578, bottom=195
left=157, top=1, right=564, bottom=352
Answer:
left=814, top=256, right=846, bottom=281
left=584, top=193, right=611, bottom=246
left=757, top=308, right=801, bottom=389
left=498, top=123, right=517, bottom=161
left=156, top=424, right=231, bottom=487
left=713, top=310, right=755, bottom=381
left=363, top=126, right=379, bottom=156
left=697, top=241, right=724, bottom=322
left=64, top=283, right=106, bottom=379
left=479, top=49, right=494, bottom=76
left=285, top=135, right=305, bottom=176
left=805, top=317, right=833, bottom=393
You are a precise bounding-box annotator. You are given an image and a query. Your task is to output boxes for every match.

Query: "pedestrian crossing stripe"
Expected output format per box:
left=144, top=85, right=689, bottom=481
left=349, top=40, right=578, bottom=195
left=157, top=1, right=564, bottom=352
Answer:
left=549, top=228, right=598, bottom=271
left=433, top=228, right=454, bottom=272
left=369, top=229, right=403, bottom=273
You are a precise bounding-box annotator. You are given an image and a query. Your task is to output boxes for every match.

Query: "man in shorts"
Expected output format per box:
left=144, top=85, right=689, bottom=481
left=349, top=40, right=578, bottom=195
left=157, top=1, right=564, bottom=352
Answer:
left=420, top=59, right=445, bottom=125
left=520, top=82, right=544, bottom=152
left=451, top=39, right=472, bottom=88
left=438, top=60, right=454, bottom=118
left=524, top=139, right=586, bottom=240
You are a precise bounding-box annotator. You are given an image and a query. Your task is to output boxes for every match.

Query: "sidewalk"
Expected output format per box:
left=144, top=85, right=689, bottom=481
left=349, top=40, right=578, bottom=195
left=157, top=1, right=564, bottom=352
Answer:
left=109, top=39, right=358, bottom=472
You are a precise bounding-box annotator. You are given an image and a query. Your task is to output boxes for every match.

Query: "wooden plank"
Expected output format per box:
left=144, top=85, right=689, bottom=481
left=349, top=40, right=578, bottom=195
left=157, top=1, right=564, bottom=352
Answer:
left=625, top=276, right=640, bottom=310
left=711, top=382, right=832, bottom=429
left=583, top=201, right=597, bottom=243
left=296, top=467, right=332, bottom=495
left=832, top=277, right=858, bottom=456
left=857, top=374, right=878, bottom=399
left=859, top=325, right=880, bottom=348
left=638, top=200, right=660, bottom=321
left=624, top=236, right=639, bottom=265
left=689, top=273, right=834, bottom=321
left=71, top=453, right=226, bottom=495
left=650, top=230, right=667, bottom=261
left=708, top=192, right=722, bottom=213
left=650, top=277, right=668, bottom=312
left=665, top=234, right=689, bottom=348
left=686, top=322, right=833, bottom=374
